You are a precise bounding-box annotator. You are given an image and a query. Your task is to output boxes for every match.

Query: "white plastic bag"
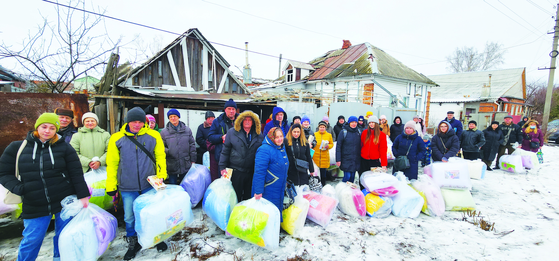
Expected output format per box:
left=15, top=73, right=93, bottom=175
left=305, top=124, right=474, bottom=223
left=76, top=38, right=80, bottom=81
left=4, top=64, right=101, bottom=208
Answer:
left=84, top=167, right=113, bottom=210
left=499, top=155, right=524, bottom=173
left=133, top=185, right=194, bottom=249
left=203, top=178, right=238, bottom=231
left=391, top=173, right=424, bottom=218
left=359, top=171, right=398, bottom=192
left=511, top=149, right=539, bottom=169
left=0, top=185, right=18, bottom=215
left=180, top=163, right=212, bottom=207
left=411, top=175, right=445, bottom=217
left=302, top=191, right=339, bottom=227
left=226, top=198, right=280, bottom=249
left=386, top=138, right=395, bottom=160
left=281, top=187, right=309, bottom=236
left=329, top=143, right=336, bottom=165
left=335, top=182, right=366, bottom=217
left=440, top=188, right=476, bottom=211
left=321, top=184, right=336, bottom=199
left=464, top=159, right=487, bottom=180
left=203, top=151, right=210, bottom=169
left=426, top=160, right=472, bottom=190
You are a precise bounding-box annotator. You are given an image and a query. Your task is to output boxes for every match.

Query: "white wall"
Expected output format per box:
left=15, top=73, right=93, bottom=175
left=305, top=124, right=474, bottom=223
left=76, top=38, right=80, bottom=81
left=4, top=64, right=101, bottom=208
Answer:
left=428, top=103, right=463, bottom=129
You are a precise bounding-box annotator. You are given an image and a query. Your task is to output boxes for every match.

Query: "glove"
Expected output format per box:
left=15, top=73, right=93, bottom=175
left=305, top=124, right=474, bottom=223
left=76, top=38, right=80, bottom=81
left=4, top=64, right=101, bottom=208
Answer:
left=107, top=188, right=118, bottom=197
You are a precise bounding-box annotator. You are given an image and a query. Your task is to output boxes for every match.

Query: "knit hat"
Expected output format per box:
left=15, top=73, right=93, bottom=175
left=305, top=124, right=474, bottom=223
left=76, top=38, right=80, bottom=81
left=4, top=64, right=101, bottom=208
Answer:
left=126, top=107, right=146, bottom=123
left=82, top=112, right=99, bottom=124
left=368, top=115, right=379, bottom=124
left=491, top=121, right=500, bottom=126
left=293, top=116, right=301, bottom=122
left=404, top=120, right=415, bottom=130
left=338, top=115, right=345, bottom=121
left=423, top=135, right=431, bottom=140
left=380, top=115, right=387, bottom=120
left=35, top=113, right=61, bottom=132
left=146, top=114, right=156, bottom=123
left=504, top=115, right=513, bottom=119
left=290, top=123, right=302, bottom=131
left=365, top=111, right=373, bottom=117
left=447, top=111, right=454, bottom=114
left=348, top=116, right=358, bottom=123
left=54, top=108, right=74, bottom=119
left=468, top=120, right=477, bottom=126
left=205, top=111, right=215, bottom=119
left=358, top=116, right=364, bottom=121
left=413, top=115, right=419, bottom=120
left=224, top=98, right=237, bottom=109
left=322, top=116, right=329, bottom=122
left=167, top=109, right=180, bottom=118
left=301, top=115, right=311, bottom=124
left=318, top=121, right=328, bottom=127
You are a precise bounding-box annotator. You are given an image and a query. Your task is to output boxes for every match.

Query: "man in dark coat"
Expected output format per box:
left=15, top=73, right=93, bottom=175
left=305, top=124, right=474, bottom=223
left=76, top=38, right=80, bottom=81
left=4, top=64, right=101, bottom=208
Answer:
left=160, top=109, right=197, bottom=184
left=333, top=115, right=346, bottom=139
left=196, top=111, right=215, bottom=164
left=441, top=111, right=463, bottom=139
left=208, top=99, right=239, bottom=180
left=336, top=116, right=361, bottom=183
left=431, top=121, right=461, bottom=162
left=263, top=106, right=289, bottom=136
left=390, top=116, right=404, bottom=142
left=460, top=120, right=486, bottom=160
left=481, top=121, right=504, bottom=170
left=495, top=115, right=523, bottom=169
left=55, top=107, right=77, bottom=143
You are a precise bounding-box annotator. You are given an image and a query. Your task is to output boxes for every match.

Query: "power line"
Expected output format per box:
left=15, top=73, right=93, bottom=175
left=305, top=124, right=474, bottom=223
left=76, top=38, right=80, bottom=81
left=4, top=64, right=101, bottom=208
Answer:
left=484, top=0, right=544, bottom=36
left=526, top=0, right=554, bottom=15
left=497, top=0, right=546, bottom=34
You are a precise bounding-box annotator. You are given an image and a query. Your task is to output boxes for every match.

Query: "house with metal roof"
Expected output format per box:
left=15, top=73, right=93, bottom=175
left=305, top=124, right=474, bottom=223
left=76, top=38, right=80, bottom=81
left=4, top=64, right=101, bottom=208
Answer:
left=0, top=65, right=26, bottom=92
left=73, top=76, right=100, bottom=93
left=427, top=67, right=528, bottom=129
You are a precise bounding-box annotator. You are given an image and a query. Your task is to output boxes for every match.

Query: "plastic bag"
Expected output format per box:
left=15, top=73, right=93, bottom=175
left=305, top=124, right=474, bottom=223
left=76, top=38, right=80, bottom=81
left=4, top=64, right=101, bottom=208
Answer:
left=203, top=178, right=238, bottom=231
left=329, top=143, right=336, bottom=165
left=511, top=149, right=539, bottom=169
left=440, top=188, right=476, bottom=211
left=464, top=159, right=487, bottom=180
left=499, top=155, right=524, bottom=173
left=302, top=191, right=339, bottom=227
left=321, top=184, right=336, bottom=198
left=359, top=171, right=398, bottom=192
left=387, top=138, right=395, bottom=160
left=335, top=182, right=366, bottom=217
left=84, top=167, right=113, bottom=210
left=203, top=151, right=210, bottom=169
left=411, top=175, right=445, bottom=217
left=362, top=190, right=393, bottom=218
left=0, top=184, right=18, bottom=215
left=391, top=173, right=424, bottom=218
left=426, top=160, right=472, bottom=190
left=133, top=185, right=194, bottom=249
left=226, top=198, right=280, bottom=249
left=180, top=163, right=212, bottom=207
left=281, top=187, right=309, bottom=236
left=371, top=186, right=399, bottom=197
left=59, top=195, right=118, bottom=261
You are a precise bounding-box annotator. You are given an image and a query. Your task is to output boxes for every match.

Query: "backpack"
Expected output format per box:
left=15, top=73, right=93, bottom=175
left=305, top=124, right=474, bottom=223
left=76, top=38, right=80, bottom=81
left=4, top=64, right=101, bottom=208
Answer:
left=342, top=128, right=361, bottom=140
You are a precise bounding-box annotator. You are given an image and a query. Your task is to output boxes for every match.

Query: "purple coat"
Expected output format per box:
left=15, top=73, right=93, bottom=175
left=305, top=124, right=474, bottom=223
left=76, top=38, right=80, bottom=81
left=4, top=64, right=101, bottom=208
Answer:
left=521, top=128, right=544, bottom=152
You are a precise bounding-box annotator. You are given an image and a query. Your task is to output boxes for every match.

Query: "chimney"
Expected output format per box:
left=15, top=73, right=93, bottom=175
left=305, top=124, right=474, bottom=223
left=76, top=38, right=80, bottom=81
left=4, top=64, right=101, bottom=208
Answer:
left=342, top=40, right=352, bottom=49
left=243, top=42, right=252, bottom=84
left=481, top=74, right=491, bottom=98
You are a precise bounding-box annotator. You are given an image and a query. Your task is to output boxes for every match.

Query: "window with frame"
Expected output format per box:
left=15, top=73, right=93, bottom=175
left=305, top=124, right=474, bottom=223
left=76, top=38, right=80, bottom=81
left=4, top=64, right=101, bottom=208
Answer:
left=287, top=69, right=294, bottom=82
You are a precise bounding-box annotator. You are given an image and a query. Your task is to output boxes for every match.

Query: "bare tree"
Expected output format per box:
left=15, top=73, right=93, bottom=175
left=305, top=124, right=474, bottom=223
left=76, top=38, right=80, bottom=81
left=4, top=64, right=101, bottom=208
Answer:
left=526, top=80, right=559, bottom=123
left=0, top=0, right=120, bottom=93
left=446, top=42, right=506, bottom=73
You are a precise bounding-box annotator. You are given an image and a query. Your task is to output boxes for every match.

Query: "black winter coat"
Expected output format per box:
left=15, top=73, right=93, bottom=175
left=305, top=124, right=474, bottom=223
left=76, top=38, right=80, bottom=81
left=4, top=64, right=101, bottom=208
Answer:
left=499, top=123, right=523, bottom=145
left=58, top=125, right=77, bottom=143
left=390, top=117, right=404, bottom=142
left=431, top=128, right=461, bottom=161
left=335, top=125, right=361, bottom=173
left=333, top=122, right=346, bottom=139
left=219, top=128, right=264, bottom=173
left=460, top=129, right=486, bottom=152
left=0, top=131, right=89, bottom=219
left=481, top=127, right=504, bottom=161
left=285, top=137, right=315, bottom=186
left=392, top=131, right=425, bottom=180
left=196, top=123, right=211, bottom=153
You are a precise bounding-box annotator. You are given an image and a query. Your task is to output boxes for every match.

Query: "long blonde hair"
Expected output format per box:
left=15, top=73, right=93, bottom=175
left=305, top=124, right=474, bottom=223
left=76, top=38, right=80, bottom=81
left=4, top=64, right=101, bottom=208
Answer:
left=286, top=123, right=308, bottom=146
left=365, top=122, right=380, bottom=144
left=33, top=130, right=59, bottom=144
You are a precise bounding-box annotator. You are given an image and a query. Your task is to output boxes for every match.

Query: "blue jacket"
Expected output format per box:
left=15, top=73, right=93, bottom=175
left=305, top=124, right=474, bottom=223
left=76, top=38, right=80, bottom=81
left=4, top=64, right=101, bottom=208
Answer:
left=252, top=135, right=289, bottom=220
left=392, top=131, right=425, bottom=180
left=431, top=122, right=461, bottom=162
left=441, top=117, right=463, bottom=139
left=263, top=107, right=289, bottom=136
left=336, top=125, right=361, bottom=173
left=208, top=113, right=238, bottom=162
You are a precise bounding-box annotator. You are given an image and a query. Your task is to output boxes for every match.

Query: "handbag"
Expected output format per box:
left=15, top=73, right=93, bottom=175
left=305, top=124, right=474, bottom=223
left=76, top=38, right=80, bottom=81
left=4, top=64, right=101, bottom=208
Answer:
left=393, top=140, right=413, bottom=171
left=309, top=176, right=322, bottom=192
left=283, top=179, right=297, bottom=210
left=530, top=141, right=539, bottom=149
left=4, top=140, right=28, bottom=205
left=290, top=145, right=309, bottom=173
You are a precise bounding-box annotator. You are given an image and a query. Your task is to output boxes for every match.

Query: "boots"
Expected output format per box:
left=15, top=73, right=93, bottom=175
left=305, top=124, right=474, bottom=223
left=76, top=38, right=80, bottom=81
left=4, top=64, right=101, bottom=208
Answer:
left=124, top=236, right=142, bottom=260
left=156, top=242, right=168, bottom=252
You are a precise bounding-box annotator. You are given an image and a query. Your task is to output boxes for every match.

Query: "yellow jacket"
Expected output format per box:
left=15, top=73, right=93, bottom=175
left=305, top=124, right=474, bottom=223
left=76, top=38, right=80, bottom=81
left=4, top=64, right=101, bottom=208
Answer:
left=312, top=131, right=334, bottom=168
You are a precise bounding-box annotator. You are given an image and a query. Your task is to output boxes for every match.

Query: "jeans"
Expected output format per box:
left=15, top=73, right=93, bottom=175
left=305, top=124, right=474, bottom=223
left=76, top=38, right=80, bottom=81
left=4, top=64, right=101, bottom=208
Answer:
left=342, top=171, right=355, bottom=183
left=18, top=212, right=70, bottom=261
left=121, top=187, right=154, bottom=237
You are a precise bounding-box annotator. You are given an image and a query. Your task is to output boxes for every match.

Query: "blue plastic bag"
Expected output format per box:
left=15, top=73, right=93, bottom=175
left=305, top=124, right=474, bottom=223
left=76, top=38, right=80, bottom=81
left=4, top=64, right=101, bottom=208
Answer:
left=180, top=163, right=212, bottom=207
left=203, top=178, right=237, bottom=231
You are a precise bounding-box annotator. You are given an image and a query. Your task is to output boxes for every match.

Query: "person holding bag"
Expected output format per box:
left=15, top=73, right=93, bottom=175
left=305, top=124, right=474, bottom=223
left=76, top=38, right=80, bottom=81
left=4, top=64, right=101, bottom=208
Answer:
left=521, top=120, right=544, bottom=152
left=0, top=113, right=90, bottom=261
left=335, top=116, right=361, bottom=183
left=313, top=121, right=334, bottom=186
left=431, top=121, right=460, bottom=162
left=392, top=121, right=426, bottom=180
left=285, top=123, right=314, bottom=186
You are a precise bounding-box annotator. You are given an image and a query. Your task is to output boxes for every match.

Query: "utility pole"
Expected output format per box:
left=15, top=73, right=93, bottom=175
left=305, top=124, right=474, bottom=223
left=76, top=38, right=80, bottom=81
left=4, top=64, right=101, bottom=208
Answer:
left=278, top=54, right=282, bottom=79
left=542, top=4, right=559, bottom=134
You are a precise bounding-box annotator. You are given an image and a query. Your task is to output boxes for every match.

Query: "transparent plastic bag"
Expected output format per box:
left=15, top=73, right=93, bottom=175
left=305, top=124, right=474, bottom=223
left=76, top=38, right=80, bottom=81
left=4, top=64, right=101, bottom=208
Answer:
left=362, top=190, right=393, bottom=218
left=359, top=171, right=398, bottom=192
left=203, top=151, right=210, bottom=169
left=59, top=195, right=118, bottom=261
left=440, top=188, right=476, bottom=211
left=0, top=184, right=18, bottom=215
left=428, top=159, right=472, bottom=190
left=411, top=175, right=445, bottom=217
left=226, top=198, right=280, bottom=249
left=499, top=155, right=524, bottom=173
left=335, top=182, right=366, bottom=217
left=391, top=175, right=424, bottom=219
left=302, top=191, right=339, bottom=228
left=203, top=178, right=238, bottom=231
left=133, top=185, right=194, bottom=249
left=320, top=184, right=336, bottom=199
left=281, top=189, right=309, bottom=236
left=463, top=159, right=487, bottom=180
left=512, top=149, right=539, bottom=169
left=180, top=163, right=212, bottom=207
left=84, top=167, right=113, bottom=210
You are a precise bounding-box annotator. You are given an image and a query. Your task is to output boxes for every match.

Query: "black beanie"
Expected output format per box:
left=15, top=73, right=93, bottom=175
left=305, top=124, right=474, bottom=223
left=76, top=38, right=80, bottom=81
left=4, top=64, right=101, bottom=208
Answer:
left=293, top=116, right=301, bottom=122
left=468, top=120, right=477, bottom=126
left=205, top=111, right=215, bottom=119
left=491, top=121, right=499, bottom=126
left=224, top=98, right=237, bottom=109
left=127, top=107, right=146, bottom=123
left=338, top=115, right=345, bottom=120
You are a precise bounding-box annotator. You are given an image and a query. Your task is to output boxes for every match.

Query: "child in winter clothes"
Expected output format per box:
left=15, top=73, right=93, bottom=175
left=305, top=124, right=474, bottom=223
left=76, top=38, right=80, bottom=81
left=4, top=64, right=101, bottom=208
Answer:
left=421, top=135, right=432, bottom=167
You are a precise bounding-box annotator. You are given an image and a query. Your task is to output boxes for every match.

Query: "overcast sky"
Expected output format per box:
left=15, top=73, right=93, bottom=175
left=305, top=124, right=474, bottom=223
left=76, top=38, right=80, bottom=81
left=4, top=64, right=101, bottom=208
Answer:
left=1, top=0, right=558, bottom=85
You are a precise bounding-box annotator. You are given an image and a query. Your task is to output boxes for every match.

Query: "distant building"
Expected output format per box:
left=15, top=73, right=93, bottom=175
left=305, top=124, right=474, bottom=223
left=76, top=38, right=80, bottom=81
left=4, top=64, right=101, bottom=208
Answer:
left=0, top=65, right=26, bottom=92
left=73, top=76, right=100, bottom=93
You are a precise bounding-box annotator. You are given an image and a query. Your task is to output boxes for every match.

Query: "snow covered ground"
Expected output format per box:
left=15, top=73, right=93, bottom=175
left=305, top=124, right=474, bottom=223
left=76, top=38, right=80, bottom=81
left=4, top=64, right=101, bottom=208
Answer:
left=1, top=146, right=558, bottom=261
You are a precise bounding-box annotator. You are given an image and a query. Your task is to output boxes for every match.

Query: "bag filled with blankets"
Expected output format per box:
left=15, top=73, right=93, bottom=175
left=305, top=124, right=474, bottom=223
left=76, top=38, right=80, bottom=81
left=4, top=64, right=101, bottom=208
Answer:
left=411, top=175, right=445, bottom=216
left=391, top=172, right=424, bottom=219
left=281, top=186, right=310, bottom=236
left=499, top=155, right=524, bottom=173
left=84, top=167, right=113, bottom=210
left=425, top=160, right=472, bottom=190
left=303, top=191, right=339, bottom=227
left=362, top=189, right=393, bottom=218
left=180, top=163, right=212, bottom=207
left=226, top=198, right=280, bottom=249
left=203, top=178, right=238, bottom=231
left=335, top=182, right=366, bottom=217
left=440, top=188, right=476, bottom=211
left=511, top=149, right=539, bottom=169
left=359, top=171, right=399, bottom=192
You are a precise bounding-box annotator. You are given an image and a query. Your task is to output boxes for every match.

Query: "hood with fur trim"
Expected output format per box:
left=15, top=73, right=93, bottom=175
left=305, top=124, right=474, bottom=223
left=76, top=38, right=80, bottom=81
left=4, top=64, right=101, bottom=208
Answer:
left=234, top=110, right=261, bottom=135
left=522, top=119, right=539, bottom=129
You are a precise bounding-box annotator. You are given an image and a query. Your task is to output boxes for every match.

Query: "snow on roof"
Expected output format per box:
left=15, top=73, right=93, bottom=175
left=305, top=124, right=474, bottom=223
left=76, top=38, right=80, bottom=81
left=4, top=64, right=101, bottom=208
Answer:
left=283, top=60, right=315, bottom=71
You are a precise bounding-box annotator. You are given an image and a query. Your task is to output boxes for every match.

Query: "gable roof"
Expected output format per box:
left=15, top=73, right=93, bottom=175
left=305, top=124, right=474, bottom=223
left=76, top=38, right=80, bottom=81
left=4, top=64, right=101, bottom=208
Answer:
left=307, top=43, right=436, bottom=85
left=428, top=68, right=526, bottom=102
left=282, top=60, right=315, bottom=71
left=0, top=65, right=26, bottom=82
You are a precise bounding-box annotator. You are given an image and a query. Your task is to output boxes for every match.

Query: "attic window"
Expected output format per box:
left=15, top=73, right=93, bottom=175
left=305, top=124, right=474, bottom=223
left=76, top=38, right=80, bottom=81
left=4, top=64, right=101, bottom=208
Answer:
left=287, top=69, right=294, bottom=82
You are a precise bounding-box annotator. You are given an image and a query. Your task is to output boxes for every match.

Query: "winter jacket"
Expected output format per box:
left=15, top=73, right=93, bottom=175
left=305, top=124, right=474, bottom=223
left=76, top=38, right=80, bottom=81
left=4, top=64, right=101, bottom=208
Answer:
left=315, top=123, right=336, bottom=141
left=312, top=131, right=334, bottom=168
left=380, top=122, right=390, bottom=136
left=58, top=125, right=77, bottom=143
left=499, top=123, right=523, bottom=146
left=0, top=131, right=89, bottom=219
left=460, top=128, right=486, bottom=153
left=357, top=123, right=365, bottom=133
left=441, top=117, right=463, bottom=139
left=414, top=122, right=424, bottom=138
left=161, top=121, right=196, bottom=176
left=196, top=122, right=211, bottom=156
left=361, top=128, right=388, bottom=167
left=422, top=140, right=432, bottom=166
left=303, top=126, right=316, bottom=148
left=219, top=111, right=264, bottom=173
left=252, top=135, right=289, bottom=219
left=263, top=107, right=289, bottom=136
left=390, top=117, right=404, bottom=142
left=336, top=125, right=362, bottom=173
left=521, top=120, right=544, bottom=152
left=285, top=137, right=314, bottom=186
left=70, top=126, right=111, bottom=173
left=208, top=112, right=238, bottom=162
left=392, top=131, right=426, bottom=180
left=333, top=121, right=346, bottom=139
left=481, top=127, right=504, bottom=162
left=106, top=124, right=167, bottom=193
left=431, top=122, right=461, bottom=162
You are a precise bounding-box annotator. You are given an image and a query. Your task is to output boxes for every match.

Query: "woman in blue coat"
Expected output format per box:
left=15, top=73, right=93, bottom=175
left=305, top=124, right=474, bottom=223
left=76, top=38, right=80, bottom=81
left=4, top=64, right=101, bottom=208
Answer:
left=431, top=121, right=461, bottom=162
left=252, top=127, right=289, bottom=220
left=392, top=121, right=426, bottom=180
left=336, top=116, right=361, bottom=182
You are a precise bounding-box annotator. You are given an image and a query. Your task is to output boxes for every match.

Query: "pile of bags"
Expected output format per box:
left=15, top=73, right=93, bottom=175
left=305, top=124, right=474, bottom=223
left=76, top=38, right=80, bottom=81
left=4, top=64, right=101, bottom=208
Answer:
left=203, top=178, right=238, bottom=231
left=425, top=159, right=475, bottom=211
left=133, top=185, right=194, bottom=249
left=411, top=175, right=445, bottom=216
left=360, top=171, right=399, bottom=197
left=335, top=182, right=366, bottom=217
left=391, top=172, right=425, bottom=218
left=59, top=195, right=118, bottom=261
left=180, top=163, right=212, bottom=207
left=498, top=149, right=540, bottom=172
left=226, top=198, right=280, bottom=249
left=281, top=186, right=309, bottom=236
left=84, top=167, right=113, bottom=210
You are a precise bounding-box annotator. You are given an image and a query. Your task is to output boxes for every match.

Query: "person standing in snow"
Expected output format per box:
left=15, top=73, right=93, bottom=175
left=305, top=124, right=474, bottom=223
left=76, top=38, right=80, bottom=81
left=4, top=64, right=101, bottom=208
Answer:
left=285, top=123, right=314, bottom=186
left=292, top=115, right=302, bottom=126
left=518, top=116, right=529, bottom=130
left=333, top=115, right=346, bottom=139
left=70, top=112, right=111, bottom=173
left=160, top=109, right=196, bottom=185
left=379, top=115, right=390, bottom=137
left=301, top=115, right=316, bottom=149
left=313, top=121, right=334, bottom=186
left=146, top=114, right=160, bottom=132
left=460, top=120, right=486, bottom=160
left=54, top=107, right=77, bottom=143
left=357, top=116, right=366, bottom=132
left=0, top=113, right=90, bottom=261
left=195, top=111, right=215, bottom=164
left=359, top=115, right=388, bottom=173
left=431, top=121, right=460, bottom=162
left=315, top=116, right=336, bottom=141
left=208, top=99, right=239, bottom=181
left=521, top=120, right=544, bottom=153
left=412, top=115, right=424, bottom=138
left=495, top=115, right=523, bottom=169
left=481, top=121, right=504, bottom=170
left=421, top=135, right=432, bottom=167
left=440, top=111, right=463, bottom=139
left=263, top=106, right=289, bottom=136
left=336, top=116, right=361, bottom=183
left=392, top=120, right=426, bottom=180
left=390, top=116, right=404, bottom=142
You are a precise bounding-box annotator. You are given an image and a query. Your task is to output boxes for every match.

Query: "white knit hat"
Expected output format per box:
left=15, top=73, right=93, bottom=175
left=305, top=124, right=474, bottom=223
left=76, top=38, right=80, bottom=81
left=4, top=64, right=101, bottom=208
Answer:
left=82, top=112, right=99, bottom=124
left=368, top=115, right=379, bottom=123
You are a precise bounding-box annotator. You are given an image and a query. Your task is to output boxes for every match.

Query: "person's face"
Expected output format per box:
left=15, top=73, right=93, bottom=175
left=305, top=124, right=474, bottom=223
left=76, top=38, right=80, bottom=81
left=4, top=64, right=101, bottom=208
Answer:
left=294, top=119, right=301, bottom=125
left=492, top=123, right=498, bottom=130
left=169, top=115, right=180, bottom=125
left=358, top=120, right=364, bottom=125
left=37, top=123, right=57, bottom=141
left=395, top=118, right=401, bottom=124
left=243, top=117, right=253, bottom=129
left=275, top=112, right=284, bottom=122
left=350, top=121, right=357, bottom=128
left=413, top=118, right=419, bottom=123
left=338, top=118, right=345, bottom=124
left=405, top=127, right=414, bottom=135
left=369, top=122, right=375, bottom=128
left=302, top=121, right=310, bottom=128
left=381, top=119, right=386, bottom=124
left=439, top=124, right=449, bottom=133
left=129, top=121, right=144, bottom=133
left=447, top=113, right=454, bottom=119
left=274, top=131, right=284, bottom=145
left=529, top=122, right=537, bottom=128
left=504, top=118, right=512, bottom=124
left=206, top=116, right=215, bottom=125
left=292, top=128, right=301, bottom=139
left=84, top=118, right=97, bottom=130
left=468, top=123, right=476, bottom=129
left=58, top=115, right=72, bottom=128
left=225, top=107, right=236, bottom=119
left=149, top=121, right=156, bottom=129
left=319, top=125, right=326, bottom=133
left=423, top=139, right=428, bottom=143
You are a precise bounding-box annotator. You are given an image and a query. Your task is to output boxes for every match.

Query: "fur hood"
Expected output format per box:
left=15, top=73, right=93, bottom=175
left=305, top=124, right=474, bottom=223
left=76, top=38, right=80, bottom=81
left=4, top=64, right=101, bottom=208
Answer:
left=522, top=119, right=539, bottom=129
left=234, top=110, right=261, bottom=135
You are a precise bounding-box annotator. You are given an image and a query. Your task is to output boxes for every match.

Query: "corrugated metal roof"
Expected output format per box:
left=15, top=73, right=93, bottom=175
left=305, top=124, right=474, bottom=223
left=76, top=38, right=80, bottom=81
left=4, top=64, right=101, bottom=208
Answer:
left=428, top=68, right=526, bottom=102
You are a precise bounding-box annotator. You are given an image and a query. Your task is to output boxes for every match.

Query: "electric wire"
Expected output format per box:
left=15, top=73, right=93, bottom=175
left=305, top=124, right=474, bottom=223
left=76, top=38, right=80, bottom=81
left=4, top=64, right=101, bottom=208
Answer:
left=484, top=0, right=544, bottom=36
left=526, top=0, right=554, bottom=16
left=497, top=0, right=546, bottom=34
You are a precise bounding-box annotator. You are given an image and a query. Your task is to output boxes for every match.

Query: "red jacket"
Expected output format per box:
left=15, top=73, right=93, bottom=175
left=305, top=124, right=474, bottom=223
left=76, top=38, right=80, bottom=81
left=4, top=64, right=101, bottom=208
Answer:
left=361, top=129, right=388, bottom=166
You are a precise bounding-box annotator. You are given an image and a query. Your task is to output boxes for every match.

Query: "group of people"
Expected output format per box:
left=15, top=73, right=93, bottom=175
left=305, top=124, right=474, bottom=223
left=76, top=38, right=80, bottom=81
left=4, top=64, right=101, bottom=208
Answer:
left=0, top=103, right=544, bottom=261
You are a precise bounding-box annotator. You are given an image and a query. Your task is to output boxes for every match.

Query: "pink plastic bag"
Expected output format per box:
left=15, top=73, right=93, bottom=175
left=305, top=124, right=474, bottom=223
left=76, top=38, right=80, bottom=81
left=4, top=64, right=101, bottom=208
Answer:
left=371, top=186, right=399, bottom=197
left=303, top=192, right=338, bottom=227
